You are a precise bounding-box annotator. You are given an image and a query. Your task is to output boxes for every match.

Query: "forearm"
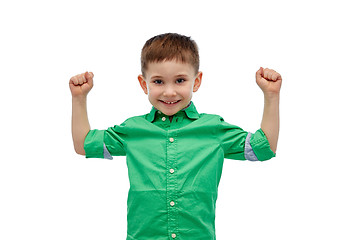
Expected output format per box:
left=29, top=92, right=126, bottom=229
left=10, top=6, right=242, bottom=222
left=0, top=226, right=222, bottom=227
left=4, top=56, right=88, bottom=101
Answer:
left=71, top=96, right=91, bottom=155
left=260, top=93, right=280, bottom=153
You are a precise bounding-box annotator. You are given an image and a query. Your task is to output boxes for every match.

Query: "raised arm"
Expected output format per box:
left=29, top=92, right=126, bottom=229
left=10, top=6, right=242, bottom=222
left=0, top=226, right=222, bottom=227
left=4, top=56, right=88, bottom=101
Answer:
left=255, top=67, right=282, bottom=153
left=69, top=72, right=94, bottom=155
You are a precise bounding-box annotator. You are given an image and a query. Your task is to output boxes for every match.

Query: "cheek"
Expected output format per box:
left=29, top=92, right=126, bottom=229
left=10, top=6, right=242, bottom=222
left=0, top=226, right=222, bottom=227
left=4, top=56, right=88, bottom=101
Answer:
left=147, top=86, right=159, bottom=98
left=181, top=86, right=194, bottom=96
left=147, top=84, right=156, bottom=95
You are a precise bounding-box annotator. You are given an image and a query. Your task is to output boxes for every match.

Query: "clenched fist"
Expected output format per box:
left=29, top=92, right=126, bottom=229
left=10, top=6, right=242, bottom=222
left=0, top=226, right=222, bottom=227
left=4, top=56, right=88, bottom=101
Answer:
left=256, top=67, right=282, bottom=96
left=69, top=72, right=94, bottom=97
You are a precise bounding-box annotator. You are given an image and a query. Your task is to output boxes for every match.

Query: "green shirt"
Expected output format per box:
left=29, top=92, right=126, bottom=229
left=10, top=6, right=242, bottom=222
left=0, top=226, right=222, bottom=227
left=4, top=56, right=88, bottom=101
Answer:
left=84, top=102, right=275, bottom=240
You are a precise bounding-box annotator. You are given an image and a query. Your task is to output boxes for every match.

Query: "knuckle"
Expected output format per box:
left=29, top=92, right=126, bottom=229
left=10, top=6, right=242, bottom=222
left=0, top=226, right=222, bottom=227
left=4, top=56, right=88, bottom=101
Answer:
left=77, top=77, right=83, bottom=84
left=71, top=76, right=78, bottom=84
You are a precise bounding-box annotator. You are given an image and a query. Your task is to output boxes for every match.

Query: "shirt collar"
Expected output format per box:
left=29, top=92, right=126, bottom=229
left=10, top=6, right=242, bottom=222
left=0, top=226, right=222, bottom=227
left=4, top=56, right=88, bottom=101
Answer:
left=146, top=101, right=200, bottom=122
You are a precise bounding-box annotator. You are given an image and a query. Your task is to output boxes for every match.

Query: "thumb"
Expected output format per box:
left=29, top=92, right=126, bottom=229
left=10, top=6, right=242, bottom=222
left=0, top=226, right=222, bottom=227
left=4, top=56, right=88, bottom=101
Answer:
left=256, top=67, right=264, bottom=80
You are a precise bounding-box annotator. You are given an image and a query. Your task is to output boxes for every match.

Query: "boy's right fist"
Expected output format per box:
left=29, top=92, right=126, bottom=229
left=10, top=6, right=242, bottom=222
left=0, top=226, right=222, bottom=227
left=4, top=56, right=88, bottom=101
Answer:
left=69, top=72, right=94, bottom=97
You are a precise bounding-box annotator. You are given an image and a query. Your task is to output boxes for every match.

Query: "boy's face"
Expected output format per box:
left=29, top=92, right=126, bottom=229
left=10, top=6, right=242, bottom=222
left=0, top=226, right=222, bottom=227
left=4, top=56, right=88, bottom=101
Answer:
left=138, top=60, right=202, bottom=116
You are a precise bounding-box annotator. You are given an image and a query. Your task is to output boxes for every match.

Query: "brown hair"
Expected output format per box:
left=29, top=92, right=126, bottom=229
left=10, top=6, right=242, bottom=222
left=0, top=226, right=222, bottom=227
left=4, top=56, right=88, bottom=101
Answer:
left=140, top=33, right=199, bottom=77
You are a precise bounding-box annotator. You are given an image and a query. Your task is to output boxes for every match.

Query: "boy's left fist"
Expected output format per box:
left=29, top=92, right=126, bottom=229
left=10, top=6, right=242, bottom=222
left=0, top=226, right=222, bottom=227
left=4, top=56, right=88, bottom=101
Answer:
left=256, top=67, right=282, bottom=95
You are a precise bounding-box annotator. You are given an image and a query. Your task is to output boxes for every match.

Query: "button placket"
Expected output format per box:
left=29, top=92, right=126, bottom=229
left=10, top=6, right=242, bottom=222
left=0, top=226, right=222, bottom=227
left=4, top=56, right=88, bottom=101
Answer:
left=166, top=131, right=178, bottom=239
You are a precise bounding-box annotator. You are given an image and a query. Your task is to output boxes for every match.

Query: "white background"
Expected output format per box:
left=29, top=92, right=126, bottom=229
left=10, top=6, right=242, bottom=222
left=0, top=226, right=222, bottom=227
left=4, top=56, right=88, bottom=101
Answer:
left=1, top=0, right=342, bottom=239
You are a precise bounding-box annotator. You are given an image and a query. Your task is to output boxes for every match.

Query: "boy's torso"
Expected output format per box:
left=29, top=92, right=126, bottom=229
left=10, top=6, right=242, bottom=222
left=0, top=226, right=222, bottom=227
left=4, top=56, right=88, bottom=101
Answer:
left=84, top=102, right=269, bottom=239
left=118, top=104, right=226, bottom=239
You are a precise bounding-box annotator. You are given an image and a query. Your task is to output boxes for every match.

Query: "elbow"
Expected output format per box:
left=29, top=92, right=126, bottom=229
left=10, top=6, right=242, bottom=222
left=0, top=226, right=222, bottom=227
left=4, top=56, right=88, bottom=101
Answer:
left=77, top=151, right=86, bottom=156
left=72, top=140, right=86, bottom=156
left=74, top=147, right=86, bottom=156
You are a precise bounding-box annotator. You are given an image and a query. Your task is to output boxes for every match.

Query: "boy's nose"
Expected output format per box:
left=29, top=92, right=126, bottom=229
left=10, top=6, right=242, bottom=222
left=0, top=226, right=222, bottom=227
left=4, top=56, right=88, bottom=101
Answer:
left=163, top=87, right=177, bottom=97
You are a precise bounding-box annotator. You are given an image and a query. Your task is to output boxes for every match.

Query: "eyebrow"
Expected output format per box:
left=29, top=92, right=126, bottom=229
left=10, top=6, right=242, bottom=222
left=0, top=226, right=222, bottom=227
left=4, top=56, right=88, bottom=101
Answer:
left=175, top=74, right=188, bottom=78
left=151, top=74, right=189, bottom=79
left=151, top=75, right=163, bottom=79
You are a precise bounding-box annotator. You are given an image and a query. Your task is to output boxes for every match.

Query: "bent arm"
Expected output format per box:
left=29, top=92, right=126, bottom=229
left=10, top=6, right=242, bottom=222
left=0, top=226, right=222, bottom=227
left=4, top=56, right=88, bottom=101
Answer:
left=72, top=96, right=90, bottom=155
left=260, top=93, right=279, bottom=153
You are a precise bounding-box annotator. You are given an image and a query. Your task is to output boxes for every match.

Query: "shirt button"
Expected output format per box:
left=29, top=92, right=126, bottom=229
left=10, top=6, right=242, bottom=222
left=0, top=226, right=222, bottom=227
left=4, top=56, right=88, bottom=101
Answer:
left=171, top=233, right=176, bottom=238
left=169, top=137, right=174, bottom=143
left=170, top=201, right=175, bottom=207
left=162, top=117, right=166, bottom=121
left=158, top=111, right=161, bottom=114
left=169, top=168, right=175, bottom=174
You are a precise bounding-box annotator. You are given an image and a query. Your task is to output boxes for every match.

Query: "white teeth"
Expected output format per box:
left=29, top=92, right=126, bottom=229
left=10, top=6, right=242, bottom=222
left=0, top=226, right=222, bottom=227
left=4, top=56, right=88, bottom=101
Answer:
left=164, top=101, right=178, bottom=104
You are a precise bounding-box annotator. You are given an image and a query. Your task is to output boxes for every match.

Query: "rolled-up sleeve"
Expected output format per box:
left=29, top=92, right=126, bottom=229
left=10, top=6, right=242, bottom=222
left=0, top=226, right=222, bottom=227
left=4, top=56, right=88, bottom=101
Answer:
left=245, top=128, right=276, bottom=161
left=84, top=125, right=126, bottom=159
left=218, top=117, right=275, bottom=161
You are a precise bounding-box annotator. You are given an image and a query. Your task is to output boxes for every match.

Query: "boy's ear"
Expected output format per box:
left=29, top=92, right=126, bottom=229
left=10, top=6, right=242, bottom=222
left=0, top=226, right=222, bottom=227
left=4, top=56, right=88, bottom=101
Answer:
left=193, top=71, right=203, bottom=92
left=138, top=75, right=148, bottom=95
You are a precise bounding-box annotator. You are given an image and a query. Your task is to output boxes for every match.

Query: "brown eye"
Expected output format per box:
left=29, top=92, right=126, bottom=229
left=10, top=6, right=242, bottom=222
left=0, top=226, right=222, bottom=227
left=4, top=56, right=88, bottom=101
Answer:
left=154, top=80, right=163, bottom=84
left=176, top=78, right=185, bottom=83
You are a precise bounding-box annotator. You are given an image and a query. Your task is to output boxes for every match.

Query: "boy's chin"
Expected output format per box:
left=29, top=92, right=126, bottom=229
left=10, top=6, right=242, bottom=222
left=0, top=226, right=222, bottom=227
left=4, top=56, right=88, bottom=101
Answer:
left=152, top=100, right=189, bottom=116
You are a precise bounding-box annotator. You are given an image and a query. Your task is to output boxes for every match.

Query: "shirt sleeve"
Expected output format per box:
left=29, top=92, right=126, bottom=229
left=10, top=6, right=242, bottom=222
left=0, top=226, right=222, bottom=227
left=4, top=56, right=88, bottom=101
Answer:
left=217, top=117, right=275, bottom=161
left=84, top=125, right=126, bottom=159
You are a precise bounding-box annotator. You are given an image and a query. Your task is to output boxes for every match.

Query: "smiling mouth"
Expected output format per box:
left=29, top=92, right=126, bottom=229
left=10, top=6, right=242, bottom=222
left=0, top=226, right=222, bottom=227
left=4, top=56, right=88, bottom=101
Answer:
left=159, top=100, right=181, bottom=105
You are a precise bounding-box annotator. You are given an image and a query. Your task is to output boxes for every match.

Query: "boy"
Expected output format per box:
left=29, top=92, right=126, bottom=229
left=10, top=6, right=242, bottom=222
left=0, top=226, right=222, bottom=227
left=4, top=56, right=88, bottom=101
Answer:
left=70, top=33, right=281, bottom=240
